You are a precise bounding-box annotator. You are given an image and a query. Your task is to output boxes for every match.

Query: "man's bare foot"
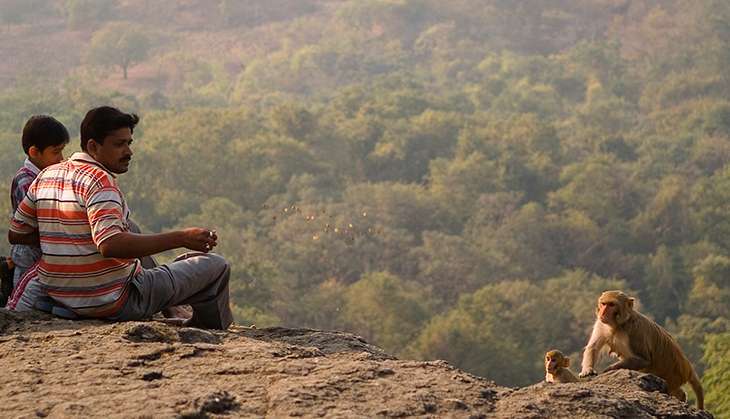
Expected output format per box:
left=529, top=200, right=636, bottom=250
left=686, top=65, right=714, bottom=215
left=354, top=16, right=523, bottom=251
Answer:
left=162, top=305, right=193, bottom=320
left=158, top=317, right=188, bottom=326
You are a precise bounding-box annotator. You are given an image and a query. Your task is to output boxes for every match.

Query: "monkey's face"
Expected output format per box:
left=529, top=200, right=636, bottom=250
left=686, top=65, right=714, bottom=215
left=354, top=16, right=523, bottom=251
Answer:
left=598, top=298, right=618, bottom=324
left=545, top=351, right=568, bottom=373
left=597, top=291, right=634, bottom=326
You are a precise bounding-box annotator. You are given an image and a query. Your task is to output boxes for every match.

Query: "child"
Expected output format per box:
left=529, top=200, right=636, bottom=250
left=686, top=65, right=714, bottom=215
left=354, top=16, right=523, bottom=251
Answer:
left=5, top=115, right=69, bottom=311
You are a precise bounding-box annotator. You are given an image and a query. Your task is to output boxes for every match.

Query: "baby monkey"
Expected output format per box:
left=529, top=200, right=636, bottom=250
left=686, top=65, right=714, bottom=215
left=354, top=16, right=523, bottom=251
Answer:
left=545, top=350, right=579, bottom=383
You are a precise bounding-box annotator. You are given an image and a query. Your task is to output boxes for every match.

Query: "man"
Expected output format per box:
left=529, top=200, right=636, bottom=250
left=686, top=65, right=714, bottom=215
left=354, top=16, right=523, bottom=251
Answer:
left=9, top=106, right=233, bottom=329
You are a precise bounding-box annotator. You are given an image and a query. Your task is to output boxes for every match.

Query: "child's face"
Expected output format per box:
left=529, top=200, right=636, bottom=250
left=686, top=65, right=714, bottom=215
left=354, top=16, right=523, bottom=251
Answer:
left=31, top=144, right=66, bottom=169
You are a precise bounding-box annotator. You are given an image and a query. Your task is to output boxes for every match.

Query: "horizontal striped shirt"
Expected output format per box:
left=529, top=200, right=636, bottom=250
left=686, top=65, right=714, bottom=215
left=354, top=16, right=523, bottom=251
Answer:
left=11, top=158, right=40, bottom=211
left=10, top=158, right=42, bottom=269
left=10, top=152, right=139, bottom=316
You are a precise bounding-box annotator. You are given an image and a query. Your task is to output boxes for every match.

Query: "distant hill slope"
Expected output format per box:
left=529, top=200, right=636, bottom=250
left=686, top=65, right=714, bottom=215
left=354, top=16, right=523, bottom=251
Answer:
left=0, top=309, right=712, bottom=418
left=0, top=0, right=652, bottom=96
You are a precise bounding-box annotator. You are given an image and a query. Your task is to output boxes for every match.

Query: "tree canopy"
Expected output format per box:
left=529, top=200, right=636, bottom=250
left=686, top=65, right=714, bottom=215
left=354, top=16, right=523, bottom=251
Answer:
left=1, top=1, right=730, bottom=406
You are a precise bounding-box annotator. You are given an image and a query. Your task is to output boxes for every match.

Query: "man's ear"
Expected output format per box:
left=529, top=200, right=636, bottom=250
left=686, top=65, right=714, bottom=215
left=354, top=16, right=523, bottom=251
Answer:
left=28, top=145, right=40, bottom=158
left=86, top=139, right=98, bottom=156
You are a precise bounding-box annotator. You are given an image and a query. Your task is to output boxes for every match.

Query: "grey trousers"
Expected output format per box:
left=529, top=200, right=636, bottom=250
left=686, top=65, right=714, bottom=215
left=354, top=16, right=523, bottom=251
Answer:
left=111, top=221, right=233, bottom=330
left=110, top=252, right=233, bottom=330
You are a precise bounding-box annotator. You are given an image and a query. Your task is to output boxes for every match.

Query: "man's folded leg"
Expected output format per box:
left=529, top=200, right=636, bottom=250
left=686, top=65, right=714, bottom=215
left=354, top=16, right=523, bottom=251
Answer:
left=111, top=252, right=233, bottom=330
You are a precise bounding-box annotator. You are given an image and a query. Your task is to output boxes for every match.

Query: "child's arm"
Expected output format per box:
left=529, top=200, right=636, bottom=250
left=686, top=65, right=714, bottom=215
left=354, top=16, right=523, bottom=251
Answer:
left=8, top=230, right=39, bottom=246
left=9, top=183, right=39, bottom=245
left=11, top=168, right=36, bottom=214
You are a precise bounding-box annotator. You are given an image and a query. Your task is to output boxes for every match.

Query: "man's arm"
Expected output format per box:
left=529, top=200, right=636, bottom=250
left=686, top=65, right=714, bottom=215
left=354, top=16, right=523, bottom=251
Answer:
left=86, top=177, right=217, bottom=259
left=97, top=228, right=217, bottom=259
left=8, top=230, right=40, bottom=246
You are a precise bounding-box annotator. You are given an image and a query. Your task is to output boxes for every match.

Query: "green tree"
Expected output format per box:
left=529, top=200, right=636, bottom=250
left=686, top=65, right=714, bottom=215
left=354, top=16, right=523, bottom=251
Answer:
left=702, top=333, right=730, bottom=417
left=641, top=246, right=690, bottom=323
left=549, top=154, right=641, bottom=226
left=369, top=109, right=462, bottom=183
left=686, top=255, right=730, bottom=320
left=667, top=315, right=730, bottom=375
left=411, top=231, right=486, bottom=305
left=427, top=152, right=504, bottom=222
left=86, top=22, right=151, bottom=79
left=632, top=175, right=693, bottom=248
left=692, top=166, right=730, bottom=252
left=483, top=202, right=563, bottom=280
left=342, top=271, right=433, bottom=355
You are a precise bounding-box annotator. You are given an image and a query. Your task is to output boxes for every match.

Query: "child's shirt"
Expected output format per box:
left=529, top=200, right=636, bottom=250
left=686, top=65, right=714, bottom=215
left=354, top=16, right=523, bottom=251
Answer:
left=10, top=158, right=42, bottom=268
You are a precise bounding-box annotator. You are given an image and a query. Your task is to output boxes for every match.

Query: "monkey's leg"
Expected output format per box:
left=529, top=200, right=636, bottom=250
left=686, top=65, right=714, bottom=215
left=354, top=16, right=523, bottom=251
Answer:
left=669, top=387, right=687, bottom=402
left=604, top=356, right=649, bottom=372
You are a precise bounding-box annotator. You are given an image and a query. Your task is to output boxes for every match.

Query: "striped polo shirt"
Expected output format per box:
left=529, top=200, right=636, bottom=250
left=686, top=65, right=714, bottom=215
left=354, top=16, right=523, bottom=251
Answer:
left=10, top=152, right=139, bottom=317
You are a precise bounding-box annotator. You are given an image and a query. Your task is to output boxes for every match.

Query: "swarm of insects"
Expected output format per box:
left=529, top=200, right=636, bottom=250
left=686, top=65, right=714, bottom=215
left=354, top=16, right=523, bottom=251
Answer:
left=262, top=203, right=382, bottom=245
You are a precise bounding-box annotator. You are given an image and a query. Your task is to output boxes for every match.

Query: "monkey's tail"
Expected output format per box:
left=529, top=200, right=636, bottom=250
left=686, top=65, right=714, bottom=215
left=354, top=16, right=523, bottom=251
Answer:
left=688, top=368, right=704, bottom=410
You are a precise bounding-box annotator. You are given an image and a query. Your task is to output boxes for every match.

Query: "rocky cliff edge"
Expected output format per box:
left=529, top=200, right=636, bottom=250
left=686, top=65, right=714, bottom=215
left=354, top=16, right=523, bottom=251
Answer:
left=0, top=309, right=713, bottom=418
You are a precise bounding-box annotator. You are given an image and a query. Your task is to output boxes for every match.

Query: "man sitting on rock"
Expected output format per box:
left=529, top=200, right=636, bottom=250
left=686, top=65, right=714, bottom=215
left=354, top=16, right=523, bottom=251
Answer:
left=8, top=106, right=233, bottom=329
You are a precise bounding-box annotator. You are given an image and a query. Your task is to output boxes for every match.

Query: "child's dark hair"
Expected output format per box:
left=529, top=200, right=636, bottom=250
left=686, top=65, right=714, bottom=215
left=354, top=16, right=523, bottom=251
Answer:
left=80, top=106, right=139, bottom=151
left=21, top=115, right=70, bottom=154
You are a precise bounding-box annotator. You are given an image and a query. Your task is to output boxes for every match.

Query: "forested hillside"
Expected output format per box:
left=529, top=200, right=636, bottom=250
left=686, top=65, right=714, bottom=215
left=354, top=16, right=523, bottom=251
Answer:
left=1, top=0, right=729, bottom=414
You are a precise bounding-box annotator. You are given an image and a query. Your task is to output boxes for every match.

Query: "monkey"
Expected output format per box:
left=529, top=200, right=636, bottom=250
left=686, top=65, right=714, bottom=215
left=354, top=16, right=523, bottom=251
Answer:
left=579, top=290, right=704, bottom=410
left=545, top=350, right=579, bottom=383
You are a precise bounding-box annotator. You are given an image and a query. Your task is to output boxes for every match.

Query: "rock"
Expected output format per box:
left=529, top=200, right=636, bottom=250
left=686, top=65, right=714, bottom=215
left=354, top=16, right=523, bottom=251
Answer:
left=123, top=323, right=178, bottom=343
left=142, top=371, right=164, bottom=381
left=445, top=398, right=469, bottom=410
left=177, top=327, right=222, bottom=344
left=198, top=391, right=239, bottom=414
left=495, top=370, right=713, bottom=419
left=0, top=312, right=714, bottom=418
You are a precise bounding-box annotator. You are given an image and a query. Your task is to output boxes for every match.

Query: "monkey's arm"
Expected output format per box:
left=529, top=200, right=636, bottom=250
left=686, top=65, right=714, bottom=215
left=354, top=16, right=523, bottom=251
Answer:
left=603, top=355, right=649, bottom=372
left=580, top=322, right=608, bottom=377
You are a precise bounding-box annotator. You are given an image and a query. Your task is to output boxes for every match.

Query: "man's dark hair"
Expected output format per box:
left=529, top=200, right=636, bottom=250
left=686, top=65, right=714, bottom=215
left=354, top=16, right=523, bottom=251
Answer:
left=21, top=115, right=70, bottom=154
left=80, top=106, right=140, bottom=151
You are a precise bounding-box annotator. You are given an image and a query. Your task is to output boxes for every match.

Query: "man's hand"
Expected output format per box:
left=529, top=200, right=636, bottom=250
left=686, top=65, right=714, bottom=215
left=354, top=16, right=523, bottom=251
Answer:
left=181, top=228, right=218, bottom=253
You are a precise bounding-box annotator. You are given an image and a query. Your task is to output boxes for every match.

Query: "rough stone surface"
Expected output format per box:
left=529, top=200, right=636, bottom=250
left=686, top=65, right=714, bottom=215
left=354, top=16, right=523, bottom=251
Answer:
left=0, top=309, right=713, bottom=418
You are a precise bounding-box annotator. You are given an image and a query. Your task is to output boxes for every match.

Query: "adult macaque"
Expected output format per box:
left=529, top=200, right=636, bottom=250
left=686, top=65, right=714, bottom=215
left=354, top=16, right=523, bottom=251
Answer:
left=545, top=350, right=579, bottom=383
left=580, top=291, right=704, bottom=410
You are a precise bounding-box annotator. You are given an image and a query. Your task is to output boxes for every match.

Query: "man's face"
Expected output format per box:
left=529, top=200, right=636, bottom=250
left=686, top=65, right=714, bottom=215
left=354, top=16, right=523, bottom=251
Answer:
left=88, top=127, right=134, bottom=174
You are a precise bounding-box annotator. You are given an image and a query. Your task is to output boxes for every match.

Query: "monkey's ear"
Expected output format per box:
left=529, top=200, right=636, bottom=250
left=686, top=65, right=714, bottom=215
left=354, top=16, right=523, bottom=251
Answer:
left=627, top=298, right=635, bottom=309
left=563, top=358, right=571, bottom=367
